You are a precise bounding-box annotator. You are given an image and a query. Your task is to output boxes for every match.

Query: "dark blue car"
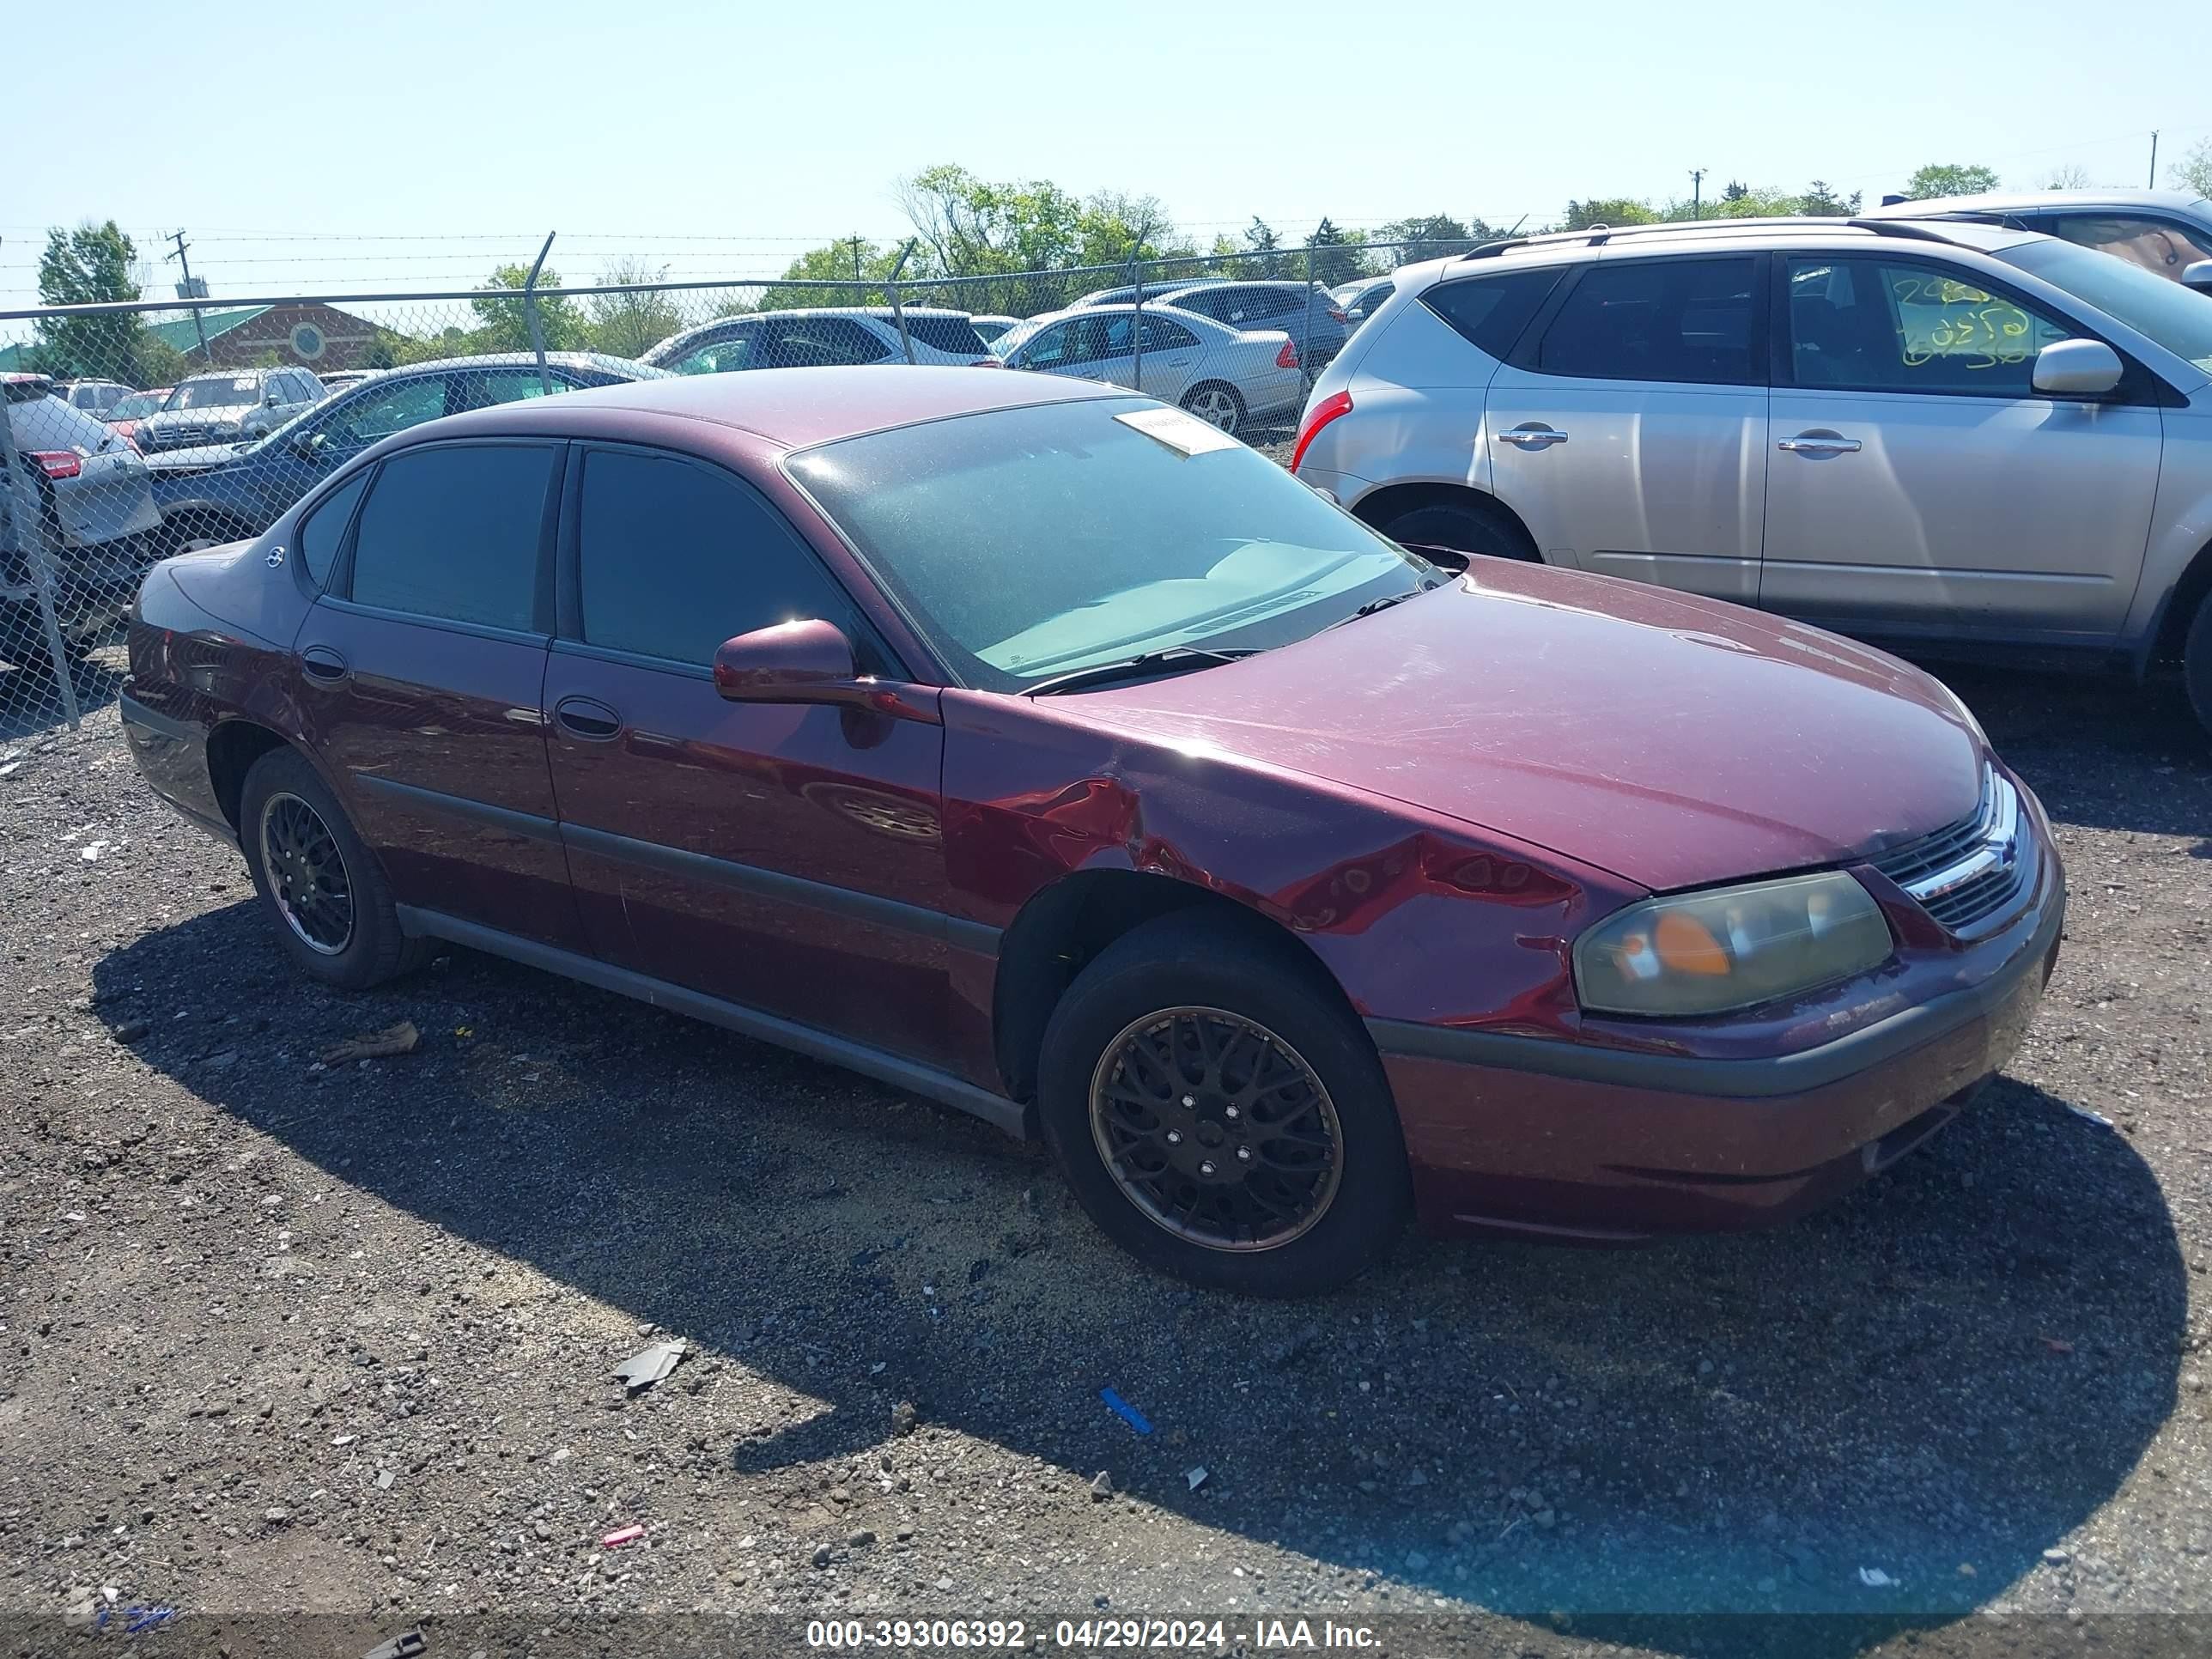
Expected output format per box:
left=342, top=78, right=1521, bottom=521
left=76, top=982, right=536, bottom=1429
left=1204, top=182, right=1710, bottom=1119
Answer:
left=148, top=352, right=669, bottom=550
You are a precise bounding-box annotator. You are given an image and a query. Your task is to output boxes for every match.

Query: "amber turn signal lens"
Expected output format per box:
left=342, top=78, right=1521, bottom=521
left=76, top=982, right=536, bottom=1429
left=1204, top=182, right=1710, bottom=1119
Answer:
left=1653, top=911, right=1729, bottom=975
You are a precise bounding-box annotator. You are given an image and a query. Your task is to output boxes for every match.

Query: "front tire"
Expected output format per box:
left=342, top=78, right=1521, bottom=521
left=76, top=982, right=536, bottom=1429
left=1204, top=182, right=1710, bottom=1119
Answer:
left=1381, top=498, right=1538, bottom=571
left=2185, top=587, right=2212, bottom=738
left=240, top=747, right=423, bottom=990
left=1037, top=912, right=1411, bottom=1295
left=1179, top=382, right=1247, bottom=436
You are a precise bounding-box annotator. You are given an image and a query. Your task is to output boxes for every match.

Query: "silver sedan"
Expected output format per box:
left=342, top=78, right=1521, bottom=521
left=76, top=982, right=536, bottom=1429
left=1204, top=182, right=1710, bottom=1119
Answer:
left=990, top=303, right=1305, bottom=435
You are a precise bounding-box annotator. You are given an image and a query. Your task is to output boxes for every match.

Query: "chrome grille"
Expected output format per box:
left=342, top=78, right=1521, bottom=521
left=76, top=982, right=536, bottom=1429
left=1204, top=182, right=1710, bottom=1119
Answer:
left=1869, top=766, right=2029, bottom=933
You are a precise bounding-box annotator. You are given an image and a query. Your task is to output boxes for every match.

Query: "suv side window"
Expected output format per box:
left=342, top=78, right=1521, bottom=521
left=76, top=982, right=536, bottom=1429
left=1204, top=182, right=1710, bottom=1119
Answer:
left=574, top=447, right=862, bottom=666
left=1422, top=268, right=1564, bottom=357
left=297, top=469, right=370, bottom=588
left=323, top=376, right=449, bottom=447
left=758, top=318, right=890, bottom=368
left=1532, top=257, right=1759, bottom=385
left=1018, top=321, right=1074, bottom=368
left=669, top=324, right=757, bottom=375
left=1784, top=257, right=2075, bottom=398
left=347, top=444, right=556, bottom=631
left=2045, top=213, right=2212, bottom=282
left=902, top=314, right=990, bottom=356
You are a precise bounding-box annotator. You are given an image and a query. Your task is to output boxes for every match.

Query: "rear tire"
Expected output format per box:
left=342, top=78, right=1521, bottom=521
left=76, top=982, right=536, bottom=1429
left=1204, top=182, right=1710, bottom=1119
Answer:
left=1179, top=382, right=1247, bottom=436
left=239, top=747, right=424, bottom=990
left=1381, top=498, right=1538, bottom=571
left=1037, top=911, right=1411, bottom=1296
left=2185, top=588, right=2212, bottom=738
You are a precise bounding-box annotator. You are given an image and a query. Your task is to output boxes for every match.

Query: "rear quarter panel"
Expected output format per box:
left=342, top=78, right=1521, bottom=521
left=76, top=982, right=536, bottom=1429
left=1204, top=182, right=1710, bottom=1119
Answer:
left=1298, top=297, right=1505, bottom=499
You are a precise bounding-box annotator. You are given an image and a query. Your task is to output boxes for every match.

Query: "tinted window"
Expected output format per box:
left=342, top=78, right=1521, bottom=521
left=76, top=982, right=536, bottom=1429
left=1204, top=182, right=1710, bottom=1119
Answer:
left=1533, top=257, right=1758, bottom=384
left=576, top=448, right=859, bottom=665
left=297, top=470, right=368, bottom=588
left=1785, top=257, right=2073, bottom=396
left=1018, top=322, right=1076, bottom=368
left=322, top=377, right=449, bottom=447
left=1422, top=268, right=1562, bottom=357
left=1169, top=289, right=1235, bottom=321
left=757, top=319, right=889, bottom=368
left=348, top=444, right=554, bottom=629
left=902, top=315, right=990, bottom=356
left=1139, top=316, right=1200, bottom=350
left=2046, top=213, right=2212, bottom=282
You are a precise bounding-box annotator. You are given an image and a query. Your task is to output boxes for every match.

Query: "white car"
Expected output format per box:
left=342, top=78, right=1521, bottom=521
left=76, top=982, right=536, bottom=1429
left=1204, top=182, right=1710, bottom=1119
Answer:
left=990, top=303, right=1305, bottom=434
left=1869, top=190, right=2212, bottom=289
left=642, top=308, right=995, bottom=374
left=137, top=367, right=326, bottom=453
left=970, top=314, right=1022, bottom=344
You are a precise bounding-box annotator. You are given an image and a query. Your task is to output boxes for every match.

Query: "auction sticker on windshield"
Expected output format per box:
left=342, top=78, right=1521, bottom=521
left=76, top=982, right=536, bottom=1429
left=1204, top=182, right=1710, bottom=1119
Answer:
left=1114, top=406, right=1242, bottom=457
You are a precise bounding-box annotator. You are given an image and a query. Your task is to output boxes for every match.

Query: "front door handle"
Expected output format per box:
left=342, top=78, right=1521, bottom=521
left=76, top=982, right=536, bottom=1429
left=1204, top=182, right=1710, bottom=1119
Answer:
left=553, top=696, right=623, bottom=740
left=1498, top=422, right=1569, bottom=449
left=1777, top=431, right=1863, bottom=455
left=300, top=645, right=349, bottom=684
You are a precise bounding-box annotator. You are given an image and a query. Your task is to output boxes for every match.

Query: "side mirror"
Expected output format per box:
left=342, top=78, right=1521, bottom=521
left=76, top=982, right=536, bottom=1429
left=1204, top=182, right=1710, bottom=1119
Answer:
left=714, top=617, right=866, bottom=706
left=2031, top=338, right=2124, bottom=398
left=2183, top=259, right=2212, bottom=295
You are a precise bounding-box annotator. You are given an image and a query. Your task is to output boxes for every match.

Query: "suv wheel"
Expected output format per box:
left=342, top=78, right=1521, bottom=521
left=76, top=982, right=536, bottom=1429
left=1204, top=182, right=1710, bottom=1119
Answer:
left=2185, top=587, right=2212, bottom=736
left=240, top=748, right=425, bottom=989
left=1036, top=911, right=1411, bottom=1295
left=1381, top=499, right=1538, bottom=570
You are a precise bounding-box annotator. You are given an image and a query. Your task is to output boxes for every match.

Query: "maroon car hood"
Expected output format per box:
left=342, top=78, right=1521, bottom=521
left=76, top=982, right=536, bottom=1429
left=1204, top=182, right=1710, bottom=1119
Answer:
left=1070, top=562, right=1984, bottom=892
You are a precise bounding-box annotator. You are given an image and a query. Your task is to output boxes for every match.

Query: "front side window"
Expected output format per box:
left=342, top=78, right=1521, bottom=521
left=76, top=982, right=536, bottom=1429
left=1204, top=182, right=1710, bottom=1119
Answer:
left=757, top=319, right=890, bottom=368
left=297, top=470, right=369, bottom=587
left=575, top=448, right=859, bottom=666
left=168, top=375, right=259, bottom=410
left=668, top=325, right=757, bottom=375
left=1785, top=257, right=2073, bottom=396
left=1533, top=256, right=1758, bottom=385
left=2046, top=213, right=2212, bottom=282
left=320, top=377, right=449, bottom=447
left=787, top=397, right=1426, bottom=692
left=347, top=444, right=555, bottom=630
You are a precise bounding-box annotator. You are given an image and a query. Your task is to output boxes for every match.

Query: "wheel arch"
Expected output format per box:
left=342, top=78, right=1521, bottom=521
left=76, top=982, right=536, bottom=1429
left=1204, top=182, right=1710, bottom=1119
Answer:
left=204, top=718, right=299, bottom=833
left=991, top=868, right=1367, bottom=1118
left=1349, top=479, right=1540, bottom=556
left=2146, top=534, right=2212, bottom=673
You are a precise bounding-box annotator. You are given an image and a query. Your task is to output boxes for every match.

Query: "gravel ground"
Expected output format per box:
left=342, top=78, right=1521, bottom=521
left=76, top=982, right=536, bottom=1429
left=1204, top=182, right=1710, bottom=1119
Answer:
left=3, top=641, right=2209, bottom=1658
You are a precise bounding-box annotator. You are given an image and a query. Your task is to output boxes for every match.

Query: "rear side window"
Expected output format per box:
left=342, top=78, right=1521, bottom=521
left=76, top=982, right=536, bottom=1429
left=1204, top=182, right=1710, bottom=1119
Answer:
left=1421, top=269, right=1563, bottom=358
left=574, top=448, right=860, bottom=666
left=296, top=470, right=369, bottom=587
left=1139, top=316, right=1200, bottom=350
left=348, top=444, right=555, bottom=630
left=1532, top=257, right=1759, bottom=385
left=901, top=315, right=990, bottom=356
left=757, top=319, right=890, bottom=368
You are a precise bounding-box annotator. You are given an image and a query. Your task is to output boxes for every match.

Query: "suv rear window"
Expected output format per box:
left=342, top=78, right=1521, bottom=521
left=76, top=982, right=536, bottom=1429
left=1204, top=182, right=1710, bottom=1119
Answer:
left=1531, top=257, right=1759, bottom=386
left=1421, top=268, right=1562, bottom=357
left=901, top=315, right=990, bottom=356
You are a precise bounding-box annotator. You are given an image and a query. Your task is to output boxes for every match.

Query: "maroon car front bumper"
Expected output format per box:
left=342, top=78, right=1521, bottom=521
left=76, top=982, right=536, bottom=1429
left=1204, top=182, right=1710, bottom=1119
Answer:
left=1372, top=845, right=2065, bottom=1242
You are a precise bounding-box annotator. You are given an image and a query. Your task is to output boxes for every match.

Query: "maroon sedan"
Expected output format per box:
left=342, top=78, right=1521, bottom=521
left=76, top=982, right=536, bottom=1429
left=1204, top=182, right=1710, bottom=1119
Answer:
left=118, top=368, right=2063, bottom=1295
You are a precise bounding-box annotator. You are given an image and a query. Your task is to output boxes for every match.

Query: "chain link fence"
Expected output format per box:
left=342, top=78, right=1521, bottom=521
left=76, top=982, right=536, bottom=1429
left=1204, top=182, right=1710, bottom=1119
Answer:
left=0, top=237, right=1473, bottom=738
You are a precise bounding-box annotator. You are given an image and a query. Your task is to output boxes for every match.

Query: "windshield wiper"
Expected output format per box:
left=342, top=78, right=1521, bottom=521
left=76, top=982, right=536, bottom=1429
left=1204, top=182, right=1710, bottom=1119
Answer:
left=1021, top=647, right=1258, bottom=698
left=1326, top=580, right=1443, bottom=630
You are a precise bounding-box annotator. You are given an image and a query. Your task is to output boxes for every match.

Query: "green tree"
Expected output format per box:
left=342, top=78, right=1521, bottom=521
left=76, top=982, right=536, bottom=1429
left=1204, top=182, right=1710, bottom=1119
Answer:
left=1799, top=179, right=1861, bottom=216
left=1240, top=216, right=1286, bottom=278
left=586, top=258, right=684, bottom=359
left=1562, top=198, right=1657, bottom=231
left=2168, top=137, right=2212, bottom=198
left=1903, top=162, right=2000, bottom=200
left=469, top=263, right=587, bottom=354
left=769, top=239, right=902, bottom=310
left=1304, top=218, right=1365, bottom=286
left=1374, top=214, right=1479, bottom=259
left=896, top=164, right=1086, bottom=276
left=31, top=221, right=146, bottom=383
left=137, top=336, right=187, bottom=389
left=2045, top=163, right=2092, bottom=190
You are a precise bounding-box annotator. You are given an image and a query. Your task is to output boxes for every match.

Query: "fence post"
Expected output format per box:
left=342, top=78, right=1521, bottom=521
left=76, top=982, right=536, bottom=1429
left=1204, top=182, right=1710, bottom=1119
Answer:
left=522, top=231, right=556, bottom=395
left=1, top=441, right=82, bottom=729
left=1127, top=216, right=1154, bottom=398
left=1303, top=244, right=1316, bottom=385
left=884, top=240, right=918, bottom=364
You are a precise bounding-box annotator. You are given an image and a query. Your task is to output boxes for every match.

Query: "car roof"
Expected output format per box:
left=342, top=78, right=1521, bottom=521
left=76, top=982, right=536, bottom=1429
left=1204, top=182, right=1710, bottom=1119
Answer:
left=427, top=363, right=1125, bottom=451
left=1865, top=188, right=2209, bottom=218
left=340, top=349, right=665, bottom=381
left=1425, top=216, right=2042, bottom=275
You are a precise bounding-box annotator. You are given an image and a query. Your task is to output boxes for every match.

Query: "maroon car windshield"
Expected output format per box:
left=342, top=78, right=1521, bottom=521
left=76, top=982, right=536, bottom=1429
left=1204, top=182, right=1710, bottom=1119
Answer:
left=787, top=397, right=1428, bottom=692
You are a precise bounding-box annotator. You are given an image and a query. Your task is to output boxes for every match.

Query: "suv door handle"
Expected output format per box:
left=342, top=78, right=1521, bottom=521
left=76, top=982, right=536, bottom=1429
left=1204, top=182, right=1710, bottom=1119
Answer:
left=553, top=696, right=623, bottom=740
left=1498, top=422, right=1568, bottom=449
left=300, top=645, right=349, bottom=684
left=1778, top=431, right=1863, bottom=455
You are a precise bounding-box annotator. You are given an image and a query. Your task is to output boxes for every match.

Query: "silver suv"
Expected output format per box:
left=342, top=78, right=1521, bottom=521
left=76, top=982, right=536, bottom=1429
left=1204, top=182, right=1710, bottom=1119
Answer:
left=1293, top=218, right=2212, bottom=731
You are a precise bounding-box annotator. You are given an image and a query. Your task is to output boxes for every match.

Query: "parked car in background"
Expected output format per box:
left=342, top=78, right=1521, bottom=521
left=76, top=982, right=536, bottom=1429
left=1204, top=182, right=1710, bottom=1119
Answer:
left=1868, top=190, right=2212, bottom=289
left=3, top=374, right=161, bottom=670
left=1332, top=275, right=1397, bottom=327
left=313, top=369, right=380, bottom=397
left=117, top=367, right=2062, bottom=1296
left=58, top=379, right=135, bottom=416
left=147, top=352, right=668, bottom=551
left=643, top=308, right=995, bottom=374
left=992, top=303, right=1303, bottom=434
left=138, top=367, right=325, bottom=453
left=1146, top=281, right=1352, bottom=368
left=1068, top=281, right=1192, bottom=308
left=970, top=314, right=1022, bottom=343
left=103, top=387, right=172, bottom=449
left=1294, top=216, right=2212, bottom=730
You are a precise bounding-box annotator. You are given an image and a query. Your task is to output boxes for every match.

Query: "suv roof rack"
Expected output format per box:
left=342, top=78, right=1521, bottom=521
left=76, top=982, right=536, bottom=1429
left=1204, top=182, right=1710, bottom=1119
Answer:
left=1457, top=215, right=1972, bottom=264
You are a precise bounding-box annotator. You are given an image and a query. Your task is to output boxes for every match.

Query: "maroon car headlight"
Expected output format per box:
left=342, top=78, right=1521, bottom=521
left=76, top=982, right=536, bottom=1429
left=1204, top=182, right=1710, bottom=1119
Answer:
left=1572, top=871, right=1894, bottom=1018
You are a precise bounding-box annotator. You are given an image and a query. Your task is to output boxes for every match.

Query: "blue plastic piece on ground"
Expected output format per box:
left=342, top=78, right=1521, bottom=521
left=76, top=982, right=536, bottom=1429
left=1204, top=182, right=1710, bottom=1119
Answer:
left=1101, top=1388, right=1153, bottom=1435
left=125, top=1607, right=179, bottom=1634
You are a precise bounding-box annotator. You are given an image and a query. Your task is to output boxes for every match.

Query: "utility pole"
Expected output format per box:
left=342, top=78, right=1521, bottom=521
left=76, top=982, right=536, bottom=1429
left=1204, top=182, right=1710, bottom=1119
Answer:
left=164, top=229, right=210, bottom=362
left=849, top=236, right=863, bottom=282
left=2148, top=130, right=2160, bottom=189
left=1689, top=168, right=1705, bottom=220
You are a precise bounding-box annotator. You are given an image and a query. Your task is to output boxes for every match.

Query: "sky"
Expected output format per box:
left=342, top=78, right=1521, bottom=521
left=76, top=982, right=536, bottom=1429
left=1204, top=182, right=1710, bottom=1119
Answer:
left=5, top=0, right=2209, bottom=319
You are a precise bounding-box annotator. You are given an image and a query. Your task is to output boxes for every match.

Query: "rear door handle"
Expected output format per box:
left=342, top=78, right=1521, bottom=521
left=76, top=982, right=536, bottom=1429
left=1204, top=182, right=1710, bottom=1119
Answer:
left=300, top=646, right=349, bottom=684
left=1777, top=431, right=1862, bottom=455
left=554, top=696, right=623, bottom=740
left=1498, top=422, right=1568, bottom=449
